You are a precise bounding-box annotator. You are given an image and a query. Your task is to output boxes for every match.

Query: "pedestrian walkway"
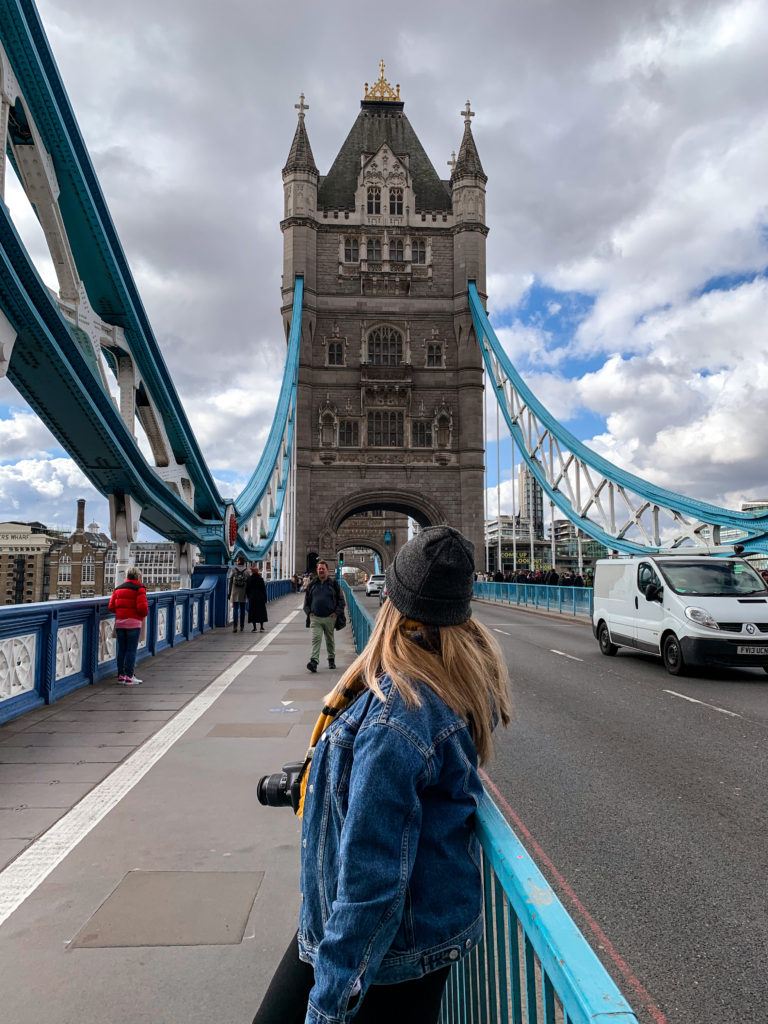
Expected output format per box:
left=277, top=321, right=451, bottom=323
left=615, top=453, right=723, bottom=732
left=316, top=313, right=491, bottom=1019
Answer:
left=0, top=592, right=352, bottom=1023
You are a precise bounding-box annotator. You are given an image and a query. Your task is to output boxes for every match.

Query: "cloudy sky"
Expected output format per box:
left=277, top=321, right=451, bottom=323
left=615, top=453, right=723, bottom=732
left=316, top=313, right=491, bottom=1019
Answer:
left=1, top=0, right=767, bottom=533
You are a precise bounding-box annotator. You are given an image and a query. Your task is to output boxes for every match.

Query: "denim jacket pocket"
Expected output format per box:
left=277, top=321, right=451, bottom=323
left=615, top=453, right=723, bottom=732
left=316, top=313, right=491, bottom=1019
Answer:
left=327, top=722, right=355, bottom=814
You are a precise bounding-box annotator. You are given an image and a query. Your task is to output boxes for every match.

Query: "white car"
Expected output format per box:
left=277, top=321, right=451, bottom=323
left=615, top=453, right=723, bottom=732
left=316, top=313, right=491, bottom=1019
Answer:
left=365, top=574, right=386, bottom=596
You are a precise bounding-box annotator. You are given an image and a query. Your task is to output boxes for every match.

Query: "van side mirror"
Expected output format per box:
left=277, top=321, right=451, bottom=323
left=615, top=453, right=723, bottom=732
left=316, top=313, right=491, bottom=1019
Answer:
left=645, top=583, right=661, bottom=602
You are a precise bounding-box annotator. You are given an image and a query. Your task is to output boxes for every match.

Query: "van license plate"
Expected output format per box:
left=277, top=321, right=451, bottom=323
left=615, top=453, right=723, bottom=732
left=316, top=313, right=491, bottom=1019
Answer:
left=736, top=645, right=768, bottom=655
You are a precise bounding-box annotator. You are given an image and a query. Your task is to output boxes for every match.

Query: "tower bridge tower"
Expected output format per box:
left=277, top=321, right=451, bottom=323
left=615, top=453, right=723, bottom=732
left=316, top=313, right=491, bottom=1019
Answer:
left=281, top=65, right=487, bottom=570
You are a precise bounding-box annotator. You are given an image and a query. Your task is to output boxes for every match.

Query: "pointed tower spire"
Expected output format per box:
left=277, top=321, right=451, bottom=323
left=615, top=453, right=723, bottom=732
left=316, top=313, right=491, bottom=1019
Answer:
left=283, top=93, right=318, bottom=175
left=452, top=100, right=487, bottom=182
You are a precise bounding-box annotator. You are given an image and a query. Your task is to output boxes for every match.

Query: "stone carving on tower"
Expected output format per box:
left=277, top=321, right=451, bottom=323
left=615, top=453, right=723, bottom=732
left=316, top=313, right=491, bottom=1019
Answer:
left=281, top=64, right=487, bottom=570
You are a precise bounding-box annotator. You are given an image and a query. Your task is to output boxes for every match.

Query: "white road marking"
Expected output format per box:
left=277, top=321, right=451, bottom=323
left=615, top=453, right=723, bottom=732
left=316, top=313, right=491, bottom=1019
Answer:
left=493, top=628, right=511, bottom=636
left=663, top=689, right=742, bottom=718
left=0, top=609, right=300, bottom=929
left=550, top=649, right=584, bottom=662
left=249, top=610, right=299, bottom=652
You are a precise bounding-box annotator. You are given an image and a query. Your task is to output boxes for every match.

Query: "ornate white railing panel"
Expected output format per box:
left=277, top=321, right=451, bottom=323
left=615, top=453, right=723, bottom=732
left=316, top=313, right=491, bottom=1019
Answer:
left=55, top=624, right=83, bottom=680
left=0, top=633, right=36, bottom=699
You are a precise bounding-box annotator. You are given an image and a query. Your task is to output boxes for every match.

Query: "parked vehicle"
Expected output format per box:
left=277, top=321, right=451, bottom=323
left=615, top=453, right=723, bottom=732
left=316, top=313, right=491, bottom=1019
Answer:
left=592, top=554, right=768, bottom=675
left=379, top=583, right=388, bottom=606
left=365, top=573, right=386, bottom=596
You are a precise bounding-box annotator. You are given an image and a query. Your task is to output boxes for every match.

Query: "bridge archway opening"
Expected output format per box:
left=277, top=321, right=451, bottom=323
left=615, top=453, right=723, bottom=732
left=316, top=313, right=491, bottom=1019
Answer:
left=326, top=489, right=446, bottom=535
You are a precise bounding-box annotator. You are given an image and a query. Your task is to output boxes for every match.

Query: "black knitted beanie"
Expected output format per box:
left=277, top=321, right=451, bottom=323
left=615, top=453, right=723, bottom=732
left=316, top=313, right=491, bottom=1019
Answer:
left=384, top=525, right=475, bottom=626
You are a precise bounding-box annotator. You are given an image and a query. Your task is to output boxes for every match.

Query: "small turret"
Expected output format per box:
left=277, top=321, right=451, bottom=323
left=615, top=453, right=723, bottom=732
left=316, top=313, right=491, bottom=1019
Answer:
left=283, top=93, right=319, bottom=177
left=282, top=93, right=318, bottom=296
left=451, top=100, right=488, bottom=296
left=282, top=93, right=319, bottom=220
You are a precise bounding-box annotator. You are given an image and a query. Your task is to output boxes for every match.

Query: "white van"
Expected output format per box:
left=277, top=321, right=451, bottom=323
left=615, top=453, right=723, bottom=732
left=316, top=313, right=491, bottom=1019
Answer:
left=592, top=555, right=768, bottom=675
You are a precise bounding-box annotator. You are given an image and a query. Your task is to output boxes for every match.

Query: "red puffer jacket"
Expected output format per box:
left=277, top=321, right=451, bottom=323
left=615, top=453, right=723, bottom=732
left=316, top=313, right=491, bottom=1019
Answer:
left=109, top=580, right=149, bottom=623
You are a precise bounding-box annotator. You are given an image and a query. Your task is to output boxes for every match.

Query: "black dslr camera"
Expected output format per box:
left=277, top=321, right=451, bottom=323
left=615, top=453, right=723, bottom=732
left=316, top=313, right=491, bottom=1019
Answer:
left=256, top=760, right=305, bottom=813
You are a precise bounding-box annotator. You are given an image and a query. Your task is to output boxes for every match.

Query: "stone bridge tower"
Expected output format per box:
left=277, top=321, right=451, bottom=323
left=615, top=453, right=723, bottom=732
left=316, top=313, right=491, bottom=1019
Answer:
left=281, top=66, right=487, bottom=571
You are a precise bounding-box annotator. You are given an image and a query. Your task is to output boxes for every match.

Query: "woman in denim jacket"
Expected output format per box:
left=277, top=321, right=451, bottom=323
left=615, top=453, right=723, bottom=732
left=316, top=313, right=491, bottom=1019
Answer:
left=253, top=526, right=511, bottom=1024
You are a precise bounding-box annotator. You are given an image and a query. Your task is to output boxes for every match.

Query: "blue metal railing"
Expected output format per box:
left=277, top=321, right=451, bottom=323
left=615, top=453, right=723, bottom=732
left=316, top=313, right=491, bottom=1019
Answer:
left=475, top=581, right=594, bottom=618
left=341, top=579, right=374, bottom=652
left=0, top=576, right=293, bottom=725
left=340, top=582, right=638, bottom=1024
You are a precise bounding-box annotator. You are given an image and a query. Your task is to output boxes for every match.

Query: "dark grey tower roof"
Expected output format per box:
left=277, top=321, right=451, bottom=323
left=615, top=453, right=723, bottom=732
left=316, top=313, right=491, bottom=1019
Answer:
left=452, top=114, right=487, bottom=182
left=318, top=99, right=451, bottom=212
left=283, top=94, right=318, bottom=175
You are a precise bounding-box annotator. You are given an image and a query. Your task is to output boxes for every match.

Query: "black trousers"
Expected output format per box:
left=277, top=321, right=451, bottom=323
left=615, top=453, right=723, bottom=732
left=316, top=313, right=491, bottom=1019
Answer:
left=253, top=932, right=450, bottom=1024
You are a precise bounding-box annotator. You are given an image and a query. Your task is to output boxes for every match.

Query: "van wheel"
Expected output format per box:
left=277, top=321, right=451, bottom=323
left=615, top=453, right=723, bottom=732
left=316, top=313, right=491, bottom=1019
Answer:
left=662, top=634, right=686, bottom=676
left=598, top=623, right=617, bottom=656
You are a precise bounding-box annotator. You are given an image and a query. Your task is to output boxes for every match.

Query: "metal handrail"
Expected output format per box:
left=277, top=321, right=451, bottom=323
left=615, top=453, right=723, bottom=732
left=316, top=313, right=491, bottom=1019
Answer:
left=475, top=581, right=593, bottom=618
left=340, top=582, right=638, bottom=1024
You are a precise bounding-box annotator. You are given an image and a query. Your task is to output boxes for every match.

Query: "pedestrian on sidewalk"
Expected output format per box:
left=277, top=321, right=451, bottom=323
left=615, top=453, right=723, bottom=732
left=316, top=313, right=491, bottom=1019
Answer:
left=253, top=526, right=511, bottom=1024
left=229, top=555, right=249, bottom=632
left=303, top=560, right=345, bottom=672
left=108, top=567, right=148, bottom=686
left=246, top=563, right=268, bottom=632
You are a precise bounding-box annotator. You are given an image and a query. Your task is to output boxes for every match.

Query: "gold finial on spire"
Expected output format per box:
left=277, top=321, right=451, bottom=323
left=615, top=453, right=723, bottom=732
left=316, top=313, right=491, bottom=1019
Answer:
left=363, top=59, right=401, bottom=102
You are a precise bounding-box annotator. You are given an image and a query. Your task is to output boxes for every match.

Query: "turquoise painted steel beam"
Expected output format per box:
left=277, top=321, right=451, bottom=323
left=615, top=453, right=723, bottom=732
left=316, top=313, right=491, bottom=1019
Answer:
left=468, top=282, right=768, bottom=554
left=231, top=277, right=303, bottom=560
left=0, top=0, right=224, bottom=522
left=0, top=200, right=225, bottom=553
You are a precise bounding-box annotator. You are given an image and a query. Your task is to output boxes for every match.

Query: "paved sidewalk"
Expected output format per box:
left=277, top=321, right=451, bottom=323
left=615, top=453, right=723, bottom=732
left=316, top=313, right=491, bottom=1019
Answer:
left=0, top=592, right=356, bottom=1024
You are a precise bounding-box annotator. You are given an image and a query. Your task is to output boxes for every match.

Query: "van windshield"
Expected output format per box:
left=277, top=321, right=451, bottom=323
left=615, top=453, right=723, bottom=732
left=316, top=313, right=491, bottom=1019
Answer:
left=656, top=560, right=768, bottom=597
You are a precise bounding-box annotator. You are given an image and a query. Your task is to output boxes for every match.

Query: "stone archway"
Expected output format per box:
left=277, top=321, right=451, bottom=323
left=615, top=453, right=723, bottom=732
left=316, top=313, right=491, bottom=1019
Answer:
left=324, top=489, right=448, bottom=534
left=320, top=489, right=449, bottom=569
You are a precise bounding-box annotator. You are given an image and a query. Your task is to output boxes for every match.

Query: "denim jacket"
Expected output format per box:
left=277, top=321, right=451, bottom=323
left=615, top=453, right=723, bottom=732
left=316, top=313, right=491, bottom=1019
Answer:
left=298, top=673, right=485, bottom=1024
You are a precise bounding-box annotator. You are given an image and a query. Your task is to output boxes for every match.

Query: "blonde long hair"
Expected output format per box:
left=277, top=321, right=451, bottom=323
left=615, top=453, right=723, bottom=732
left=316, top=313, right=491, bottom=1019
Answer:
left=336, top=600, right=511, bottom=764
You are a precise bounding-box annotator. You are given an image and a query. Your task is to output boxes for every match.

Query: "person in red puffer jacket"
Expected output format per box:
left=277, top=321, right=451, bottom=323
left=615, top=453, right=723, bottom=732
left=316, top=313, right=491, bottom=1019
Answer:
left=109, top=567, right=149, bottom=685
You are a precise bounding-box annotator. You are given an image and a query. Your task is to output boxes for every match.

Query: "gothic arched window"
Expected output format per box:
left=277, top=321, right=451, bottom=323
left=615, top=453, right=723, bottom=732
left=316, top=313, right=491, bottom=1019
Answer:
left=320, top=411, right=336, bottom=447
left=391, top=238, right=404, bottom=261
left=389, top=188, right=403, bottom=215
left=344, top=238, right=359, bottom=262
left=427, top=343, right=442, bottom=366
left=412, top=421, right=433, bottom=448
left=338, top=421, right=359, bottom=447
left=366, top=238, right=382, bottom=261
left=367, top=411, right=404, bottom=447
left=436, top=414, right=450, bottom=448
left=367, top=326, right=403, bottom=366
left=413, top=240, right=426, bottom=264
left=367, top=186, right=381, bottom=215
left=328, top=341, right=344, bottom=366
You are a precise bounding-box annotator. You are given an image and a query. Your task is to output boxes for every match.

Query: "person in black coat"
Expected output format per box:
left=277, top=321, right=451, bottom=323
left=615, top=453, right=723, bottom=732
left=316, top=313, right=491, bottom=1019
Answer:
left=246, top=565, right=269, bottom=631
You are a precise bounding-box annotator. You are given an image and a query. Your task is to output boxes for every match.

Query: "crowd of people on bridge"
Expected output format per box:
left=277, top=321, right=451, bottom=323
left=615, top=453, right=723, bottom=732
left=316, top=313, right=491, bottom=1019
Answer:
left=475, top=566, right=593, bottom=587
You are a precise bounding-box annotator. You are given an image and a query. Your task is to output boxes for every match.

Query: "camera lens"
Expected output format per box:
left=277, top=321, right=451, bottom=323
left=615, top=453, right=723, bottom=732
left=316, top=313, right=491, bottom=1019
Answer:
left=257, top=771, right=289, bottom=807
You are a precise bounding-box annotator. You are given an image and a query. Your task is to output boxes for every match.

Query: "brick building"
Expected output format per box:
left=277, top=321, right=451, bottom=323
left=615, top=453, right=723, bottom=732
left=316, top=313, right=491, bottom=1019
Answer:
left=48, top=499, right=111, bottom=599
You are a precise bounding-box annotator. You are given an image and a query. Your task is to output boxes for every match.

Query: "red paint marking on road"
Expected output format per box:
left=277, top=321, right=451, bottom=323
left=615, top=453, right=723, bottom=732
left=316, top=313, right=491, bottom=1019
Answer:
left=480, top=770, right=669, bottom=1024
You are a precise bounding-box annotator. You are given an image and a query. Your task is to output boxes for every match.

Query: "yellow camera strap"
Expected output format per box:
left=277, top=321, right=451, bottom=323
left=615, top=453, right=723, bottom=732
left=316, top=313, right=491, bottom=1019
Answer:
left=296, top=679, right=363, bottom=818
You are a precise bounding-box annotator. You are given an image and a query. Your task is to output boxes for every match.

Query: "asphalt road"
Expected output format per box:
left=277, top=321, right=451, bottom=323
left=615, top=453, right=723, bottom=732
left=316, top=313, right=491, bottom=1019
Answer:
left=359, top=592, right=768, bottom=1024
